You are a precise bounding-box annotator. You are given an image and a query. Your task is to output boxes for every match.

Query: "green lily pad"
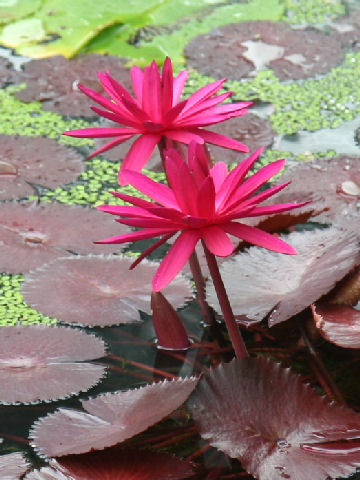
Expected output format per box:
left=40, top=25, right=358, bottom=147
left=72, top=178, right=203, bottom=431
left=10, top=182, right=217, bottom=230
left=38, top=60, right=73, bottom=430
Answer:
left=6, top=0, right=163, bottom=58
left=0, top=0, right=41, bottom=25
left=0, top=17, right=46, bottom=47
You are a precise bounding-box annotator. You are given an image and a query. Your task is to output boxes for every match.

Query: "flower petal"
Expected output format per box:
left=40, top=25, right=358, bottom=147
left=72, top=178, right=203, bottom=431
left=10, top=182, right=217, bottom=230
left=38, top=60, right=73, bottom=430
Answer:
left=86, top=136, right=135, bottom=160
left=153, top=230, right=201, bottom=291
left=202, top=225, right=234, bottom=256
left=190, top=127, right=249, bottom=152
left=165, top=129, right=205, bottom=144
left=130, top=65, right=144, bottom=103
left=197, top=176, right=215, bottom=218
left=173, top=70, right=189, bottom=104
left=119, top=134, right=161, bottom=184
left=63, top=127, right=137, bottom=138
left=183, top=79, right=226, bottom=113
left=223, top=222, right=297, bottom=254
left=161, top=57, right=174, bottom=114
left=95, top=227, right=177, bottom=245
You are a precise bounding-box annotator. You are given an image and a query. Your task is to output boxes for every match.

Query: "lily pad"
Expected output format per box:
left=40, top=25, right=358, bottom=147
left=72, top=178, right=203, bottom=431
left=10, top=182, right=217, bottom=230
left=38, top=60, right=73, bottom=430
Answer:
left=30, top=376, right=198, bottom=456
left=0, top=0, right=41, bottom=25
left=0, top=452, right=29, bottom=479
left=188, top=357, right=360, bottom=480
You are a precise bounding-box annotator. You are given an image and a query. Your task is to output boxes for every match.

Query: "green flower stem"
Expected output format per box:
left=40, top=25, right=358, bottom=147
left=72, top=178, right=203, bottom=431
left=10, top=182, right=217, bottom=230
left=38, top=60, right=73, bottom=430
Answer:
left=202, top=241, right=248, bottom=359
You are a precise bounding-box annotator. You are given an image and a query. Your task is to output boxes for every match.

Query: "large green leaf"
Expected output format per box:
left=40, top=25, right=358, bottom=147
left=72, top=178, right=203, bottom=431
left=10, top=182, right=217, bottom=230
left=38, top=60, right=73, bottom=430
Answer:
left=0, top=0, right=41, bottom=25
left=1, top=0, right=163, bottom=57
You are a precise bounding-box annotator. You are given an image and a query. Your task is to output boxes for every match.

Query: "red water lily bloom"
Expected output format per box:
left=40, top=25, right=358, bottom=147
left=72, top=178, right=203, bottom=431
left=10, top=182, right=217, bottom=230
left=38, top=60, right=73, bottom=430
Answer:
left=96, top=144, right=305, bottom=291
left=63, top=57, right=251, bottom=184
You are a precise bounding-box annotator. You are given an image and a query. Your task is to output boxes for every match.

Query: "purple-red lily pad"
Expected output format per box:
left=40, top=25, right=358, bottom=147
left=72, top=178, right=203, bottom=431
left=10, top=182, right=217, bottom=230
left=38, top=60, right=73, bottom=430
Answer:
left=22, top=255, right=192, bottom=327
left=14, top=54, right=132, bottom=117
left=30, top=376, right=199, bottom=457
left=0, top=452, right=29, bottom=479
left=312, top=303, right=360, bottom=349
left=0, top=202, right=129, bottom=273
left=0, top=135, right=84, bottom=200
left=207, top=114, right=275, bottom=165
left=331, top=9, right=360, bottom=52
left=188, top=357, right=360, bottom=480
left=270, top=156, right=360, bottom=224
left=0, top=57, right=16, bottom=87
left=25, top=449, right=195, bottom=480
left=206, top=227, right=360, bottom=326
left=185, top=21, right=344, bottom=81
left=0, top=325, right=106, bottom=404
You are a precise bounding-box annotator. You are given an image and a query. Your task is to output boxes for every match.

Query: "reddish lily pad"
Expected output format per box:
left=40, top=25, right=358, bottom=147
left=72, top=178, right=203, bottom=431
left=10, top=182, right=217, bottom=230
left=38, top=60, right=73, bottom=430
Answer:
left=188, top=357, right=360, bottom=480
left=331, top=9, right=360, bottom=51
left=185, top=21, right=343, bottom=81
left=25, top=449, right=195, bottom=480
left=271, top=156, right=360, bottom=223
left=0, top=325, right=106, bottom=404
left=207, top=114, right=275, bottom=165
left=30, top=376, right=199, bottom=456
left=206, top=227, right=360, bottom=326
left=0, top=57, right=15, bottom=86
left=312, top=303, right=360, bottom=349
left=14, top=54, right=132, bottom=117
left=22, top=255, right=192, bottom=327
left=0, top=135, right=84, bottom=200
left=0, top=202, right=129, bottom=273
left=0, top=452, right=29, bottom=479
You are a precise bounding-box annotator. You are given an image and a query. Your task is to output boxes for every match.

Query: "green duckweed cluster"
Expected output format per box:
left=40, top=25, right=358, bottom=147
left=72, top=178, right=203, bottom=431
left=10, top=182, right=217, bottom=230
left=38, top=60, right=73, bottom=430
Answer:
left=0, top=275, right=55, bottom=326
left=283, top=0, right=345, bottom=24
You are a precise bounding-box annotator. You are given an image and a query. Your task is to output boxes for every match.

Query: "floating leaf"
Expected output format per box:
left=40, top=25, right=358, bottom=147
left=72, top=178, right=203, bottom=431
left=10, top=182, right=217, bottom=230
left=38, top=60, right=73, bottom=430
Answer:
left=0, top=451, right=29, bottom=479
left=206, top=227, right=360, bottom=326
left=185, top=20, right=343, bottom=81
left=22, top=255, right=192, bottom=327
left=30, top=376, right=198, bottom=456
left=0, top=0, right=42, bottom=25
left=0, top=325, right=106, bottom=404
left=14, top=54, right=132, bottom=117
left=0, top=202, right=129, bottom=273
left=0, top=135, right=84, bottom=200
left=312, top=303, right=360, bottom=349
left=25, top=449, right=195, bottom=480
left=188, top=357, right=360, bottom=480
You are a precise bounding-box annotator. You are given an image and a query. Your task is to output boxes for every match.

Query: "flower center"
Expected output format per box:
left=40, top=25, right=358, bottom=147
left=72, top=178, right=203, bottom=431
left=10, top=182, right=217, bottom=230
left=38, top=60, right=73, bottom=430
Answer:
left=142, top=121, right=164, bottom=133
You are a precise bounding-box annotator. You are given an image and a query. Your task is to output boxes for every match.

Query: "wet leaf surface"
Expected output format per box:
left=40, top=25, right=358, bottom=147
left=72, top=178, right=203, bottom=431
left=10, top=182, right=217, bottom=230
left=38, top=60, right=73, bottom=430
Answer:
left=206, top=227, right=360, bottom=326
left=0, top=451, right=30, bottom=479
left=188, top=357, right=360, bottom=480
left=30, top=376, right=198, bottom=456
left=0, top=325, right=106, bottom=404
left=22, top=255, right=192, bottom=327
left=0, top=202, right=129, bottom=273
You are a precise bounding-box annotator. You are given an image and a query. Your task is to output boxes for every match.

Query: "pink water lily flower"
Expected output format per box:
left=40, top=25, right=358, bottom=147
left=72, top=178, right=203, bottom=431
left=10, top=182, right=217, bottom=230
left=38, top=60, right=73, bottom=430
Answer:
left=96, top=144, right=305, bottom=291
left=63, top=57, right=251, bottom=184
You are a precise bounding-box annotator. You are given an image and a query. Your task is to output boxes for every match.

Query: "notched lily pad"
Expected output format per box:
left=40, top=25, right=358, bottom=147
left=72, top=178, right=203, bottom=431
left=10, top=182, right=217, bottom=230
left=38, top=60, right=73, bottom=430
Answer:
left=312, top=303, right=360, bottom=349
left=271, top=156, right=360, bottom=223
left=185, top=21, right=343, bottom=81
left=0, top=325, right=106, bottom=404
left=22, top=255, right=192, bottom=327
left=14, top=54, right=132, bottom=117
left=0, top=202, right=129, bottom=273
left=0, top=451, right=29, bottom=479
left=30, top=376, right=199, bottom=457
left=188, top=357, right=360, bottom=480
left=26, top=449, right=195, bottom=480
left=206, top=227, right=360, bottom=326
left=0, top=135, right=84, bottom=200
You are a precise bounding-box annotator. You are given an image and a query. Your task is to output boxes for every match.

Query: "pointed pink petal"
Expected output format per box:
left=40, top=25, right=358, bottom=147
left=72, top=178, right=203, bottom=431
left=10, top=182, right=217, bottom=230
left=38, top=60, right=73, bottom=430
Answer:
left=117, top=217, right=178, bottom=228
left=175, top=109, right=249, bottom=127
left=164, top=129, right=205, bottom=144
left=190, top=128, right=249, bottom=152
left=245, top=202, right=309, bottom=217
left=97, top=205, right=157, bottom=218
left=130, top=232, right=176, bottom=269
left=165, top=152, right=198, bottom=215
left=197, top=176, right=215, bottom=218
left=141, top=61, right=162, bottom=121
left=153, top=230, right=201, bottom=291
left=109, top=191, right=157, bottom=209
left=119, top=134, right=161, bottom=184
left=163, top=100, right=187, bottom=125
left=224, top=159, right=285, bottom=212
left=95, top=227, right=178, bottom=245
left=183, top=79, right=226, bottom=112
left=63, top=127, right=137, bottom=138
left=209, top=162, right=228, bottom=192
left=173, top=70, right=189, bottom=104
left=119, top=169, right=179, bottom=208
left=130, top=65, right=144, bottom=103
left=161, top=57, right=174, bottom=114
left=233, top=182, right=291, bottom=211
left=216, top=148, right=264, bottom=210
left=86, top=136, right=134, bottom=160
left=177, top=91, right=233, bottom=120
left=223, top=222, right=297, bottom=254
left=98, top=71, right=136, bottom=107
left=90, top=106, right=140, bottom=129
left=188, top=141, right=210, bottom=185
left=202, top=225, right=234, bottom=256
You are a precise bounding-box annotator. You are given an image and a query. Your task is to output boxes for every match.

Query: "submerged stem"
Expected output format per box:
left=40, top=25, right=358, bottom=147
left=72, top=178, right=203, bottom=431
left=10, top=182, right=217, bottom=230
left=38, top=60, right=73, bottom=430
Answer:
left=202, top=241, right=248, bottom=359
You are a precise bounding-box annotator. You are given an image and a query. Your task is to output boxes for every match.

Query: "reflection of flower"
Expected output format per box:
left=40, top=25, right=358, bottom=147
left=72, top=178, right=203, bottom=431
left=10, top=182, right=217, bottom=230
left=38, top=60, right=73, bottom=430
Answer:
left=96, top=144, right=304, bottom=291
left=63, top=57, right=251, bottom=183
